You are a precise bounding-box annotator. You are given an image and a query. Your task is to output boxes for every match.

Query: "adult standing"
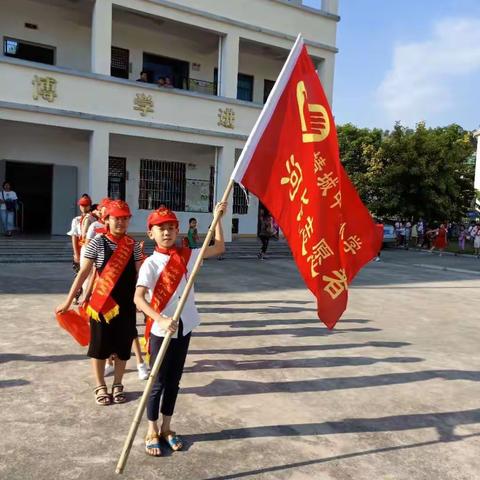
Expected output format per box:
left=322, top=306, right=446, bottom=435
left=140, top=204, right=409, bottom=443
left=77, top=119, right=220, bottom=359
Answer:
left=0, top=181, right=18, bottom=236
left=257, top=211, right=274, bottom=260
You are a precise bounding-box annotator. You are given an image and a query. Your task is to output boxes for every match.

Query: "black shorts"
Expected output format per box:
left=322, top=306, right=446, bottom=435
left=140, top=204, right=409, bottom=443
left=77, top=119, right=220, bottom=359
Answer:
left=87, top=312, right=137, bottom=361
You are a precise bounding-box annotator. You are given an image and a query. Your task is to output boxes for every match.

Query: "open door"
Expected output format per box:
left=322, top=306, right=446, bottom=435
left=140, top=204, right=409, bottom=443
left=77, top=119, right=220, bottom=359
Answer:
left=52, top=165, right=77, bottom=235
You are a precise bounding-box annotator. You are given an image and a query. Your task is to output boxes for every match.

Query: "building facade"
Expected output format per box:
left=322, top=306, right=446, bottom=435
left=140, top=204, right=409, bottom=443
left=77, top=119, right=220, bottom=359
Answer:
left=0, top=0, right=339, bottom=239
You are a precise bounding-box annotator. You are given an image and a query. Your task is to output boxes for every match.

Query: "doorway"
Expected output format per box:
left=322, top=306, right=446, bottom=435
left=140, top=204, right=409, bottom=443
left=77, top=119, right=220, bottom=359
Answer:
left=5, top=161, right=53, bottom=234
left=143, top=52, right=189, bottom=88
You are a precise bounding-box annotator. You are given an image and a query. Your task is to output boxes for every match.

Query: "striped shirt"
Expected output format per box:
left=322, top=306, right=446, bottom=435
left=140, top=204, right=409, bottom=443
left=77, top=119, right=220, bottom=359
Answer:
left=84, top=235, right=143, bottom=270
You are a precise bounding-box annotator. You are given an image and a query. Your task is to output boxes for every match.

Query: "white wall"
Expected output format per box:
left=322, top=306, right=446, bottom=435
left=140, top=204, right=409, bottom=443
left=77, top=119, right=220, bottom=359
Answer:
left=0, top=121, right=90, bottom=194
left=0, top=0, right=91, bottom=72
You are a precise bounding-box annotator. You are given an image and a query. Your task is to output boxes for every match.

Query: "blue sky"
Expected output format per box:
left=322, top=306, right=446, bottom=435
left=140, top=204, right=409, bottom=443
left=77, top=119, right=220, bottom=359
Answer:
left=305, top=0, right=480, bottom=130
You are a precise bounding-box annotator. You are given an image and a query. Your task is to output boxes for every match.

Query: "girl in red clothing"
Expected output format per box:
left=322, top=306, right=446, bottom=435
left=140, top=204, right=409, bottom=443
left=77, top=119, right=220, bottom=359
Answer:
left=430, top=223, right=447, bottom=255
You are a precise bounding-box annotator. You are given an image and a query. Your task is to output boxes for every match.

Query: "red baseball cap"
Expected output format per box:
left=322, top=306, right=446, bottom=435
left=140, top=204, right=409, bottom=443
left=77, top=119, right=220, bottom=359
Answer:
left=98, top=197, right=112, bottom=209
left=147, top=208, right=178, bottom=230
left=77, top=194, right=92, bottom=206
left=107, top=200, right=131, bottom=218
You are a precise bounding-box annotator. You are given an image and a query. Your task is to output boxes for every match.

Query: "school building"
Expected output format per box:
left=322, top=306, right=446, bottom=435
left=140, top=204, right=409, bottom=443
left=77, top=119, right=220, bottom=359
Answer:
left=0, top=0, right=339, bottom=239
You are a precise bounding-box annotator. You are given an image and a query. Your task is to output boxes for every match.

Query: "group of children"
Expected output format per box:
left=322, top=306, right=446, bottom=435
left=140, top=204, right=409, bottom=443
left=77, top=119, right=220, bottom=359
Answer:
left=57, top=194, right=227, bottom=456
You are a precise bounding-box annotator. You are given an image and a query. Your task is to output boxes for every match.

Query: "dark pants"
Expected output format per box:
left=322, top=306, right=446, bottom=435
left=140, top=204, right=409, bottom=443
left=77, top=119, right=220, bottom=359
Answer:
left=146, top=322, right=191, bottom=420
left=259, top=236, right=270, bottom=254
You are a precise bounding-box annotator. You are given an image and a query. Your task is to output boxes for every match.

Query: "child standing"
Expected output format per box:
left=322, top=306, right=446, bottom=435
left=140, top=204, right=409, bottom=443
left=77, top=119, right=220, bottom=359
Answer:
left=458, top=225, right=466, bottom=253
left=68, top=194, right=94, bottom=304
left=134, top=203, right=227, bottom=456
left=57, top=200, right=144, bottom=405
left=187, top=217, right=200, bottom=248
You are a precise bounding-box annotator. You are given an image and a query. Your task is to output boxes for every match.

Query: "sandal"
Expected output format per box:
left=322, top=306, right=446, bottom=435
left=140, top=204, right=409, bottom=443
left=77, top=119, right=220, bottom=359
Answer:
left=111, top=383, right=126, bottom=404
left=161, top=430, right=183, bottom=451
left=94, top=384, right=111, bottom=406
left=145, top=432, right=162, bottom=457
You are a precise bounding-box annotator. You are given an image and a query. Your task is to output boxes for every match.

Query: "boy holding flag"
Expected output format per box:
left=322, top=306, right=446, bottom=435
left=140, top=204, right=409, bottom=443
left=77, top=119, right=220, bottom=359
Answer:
left=134, top=203, right=226, bottom=456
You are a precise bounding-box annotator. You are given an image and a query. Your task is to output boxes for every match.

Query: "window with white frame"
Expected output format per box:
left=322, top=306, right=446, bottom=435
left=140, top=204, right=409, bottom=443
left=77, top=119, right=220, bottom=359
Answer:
left=138, top=159, right=186, bottom=211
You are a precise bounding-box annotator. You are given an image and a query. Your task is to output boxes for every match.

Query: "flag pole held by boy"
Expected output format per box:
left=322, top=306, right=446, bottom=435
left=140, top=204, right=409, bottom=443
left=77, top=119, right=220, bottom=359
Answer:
left=116, top=33, right=381, bottom=474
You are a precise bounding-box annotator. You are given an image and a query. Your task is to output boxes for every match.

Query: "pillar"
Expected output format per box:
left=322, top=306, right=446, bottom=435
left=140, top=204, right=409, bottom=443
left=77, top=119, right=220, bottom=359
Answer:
left=215, top=145, right=235, bottom=242
left=89, top=128, right=110, bottom=201
left=91, top=0, right=112, bottom=75
left=218, top=33, right=239, bottom=98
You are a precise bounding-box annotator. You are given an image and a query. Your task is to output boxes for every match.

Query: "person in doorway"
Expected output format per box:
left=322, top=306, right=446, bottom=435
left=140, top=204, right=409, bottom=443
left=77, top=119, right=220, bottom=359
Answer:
left=157, top=77, right=166, bottom=87
left=57, top=200, right=144, bottom=405
left=187, top=217, right=200, bottom=249
left=257, top=211, right=274, bottom=259
left=68, top=194, right=94, bottom=304
left=164, top=77, right=174, bottom=88
left=134, top=203, right=227, bottom=456
left=0, top=181, right=18, bottom=237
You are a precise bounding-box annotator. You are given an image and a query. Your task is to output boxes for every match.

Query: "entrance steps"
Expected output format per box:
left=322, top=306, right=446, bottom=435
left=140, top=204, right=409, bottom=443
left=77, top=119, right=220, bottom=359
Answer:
left=0, top=236, right=292, bottom=263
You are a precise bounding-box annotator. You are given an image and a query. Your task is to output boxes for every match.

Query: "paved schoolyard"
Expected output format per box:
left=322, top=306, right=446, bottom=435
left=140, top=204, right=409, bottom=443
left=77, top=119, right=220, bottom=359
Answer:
left=0, top=250, right=479, bottom=480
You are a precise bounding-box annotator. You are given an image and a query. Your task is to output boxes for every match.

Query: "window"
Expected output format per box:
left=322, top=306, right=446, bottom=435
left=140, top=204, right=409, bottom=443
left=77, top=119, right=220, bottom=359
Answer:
left=143, top=52, right=189, bottom=88
left=233, top=183, right=249, bottom=214
left=108, top=157, right=126, bottom=200
left=139, top=159, right=186, bottom=211
left=237, top=73, right=254, bottom=102
left=3, top=37, right=55, bottom=65
left=264, top=79, right=275, bottom=104
left=111, top=46, right=129, bottom=79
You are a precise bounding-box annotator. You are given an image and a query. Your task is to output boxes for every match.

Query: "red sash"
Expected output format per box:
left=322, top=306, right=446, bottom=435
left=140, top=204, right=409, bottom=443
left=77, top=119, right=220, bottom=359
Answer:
left=86, top=234, right=135, bottom=323
left=144, top=246, right=192, bottom=342
left=78, top=214, right=91, bottom=247
left=94, top=220, right=108, bottom=235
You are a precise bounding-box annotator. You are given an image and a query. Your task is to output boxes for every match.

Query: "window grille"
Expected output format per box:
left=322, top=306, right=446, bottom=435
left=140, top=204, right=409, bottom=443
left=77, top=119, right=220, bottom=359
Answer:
left=209, top=166, right=215, bottom=213
left=139, top=159, right=186, bottom=211
left=111, top=46, right=129, bottom=79
left=233, top=182, right=249, bottom=214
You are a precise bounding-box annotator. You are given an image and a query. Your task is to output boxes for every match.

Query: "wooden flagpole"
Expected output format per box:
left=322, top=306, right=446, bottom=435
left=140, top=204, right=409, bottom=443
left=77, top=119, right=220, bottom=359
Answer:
left=115, top=179, right=235, bottom=474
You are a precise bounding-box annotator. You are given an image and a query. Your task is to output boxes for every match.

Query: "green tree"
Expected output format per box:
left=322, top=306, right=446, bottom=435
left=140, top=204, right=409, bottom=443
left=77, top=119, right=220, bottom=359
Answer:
left=338, top=122, right=475, bottom=221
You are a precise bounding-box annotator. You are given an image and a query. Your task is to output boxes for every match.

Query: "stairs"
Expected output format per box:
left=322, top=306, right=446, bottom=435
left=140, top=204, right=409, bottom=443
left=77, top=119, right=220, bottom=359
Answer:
left=0, top=236, right=292, bottom=263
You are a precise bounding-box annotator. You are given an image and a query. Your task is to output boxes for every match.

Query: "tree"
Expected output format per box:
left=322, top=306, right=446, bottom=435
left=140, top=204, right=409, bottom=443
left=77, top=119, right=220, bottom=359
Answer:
left=338, top=122, right=475, bottom=221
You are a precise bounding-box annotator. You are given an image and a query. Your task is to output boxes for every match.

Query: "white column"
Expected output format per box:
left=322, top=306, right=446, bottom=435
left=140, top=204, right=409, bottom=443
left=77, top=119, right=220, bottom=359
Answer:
left=215, top=145, right=235, bottom=242
left=474, top=131, right=480, bottom=192
left=89, top=129, right=110, bottom=201
left=91, top=0, right=112, bottom=75
left=218, top=33, right=239, bottom=98
left=322, top=0, right=339, bottom=15
left=316, top=56, right=335, bottom=107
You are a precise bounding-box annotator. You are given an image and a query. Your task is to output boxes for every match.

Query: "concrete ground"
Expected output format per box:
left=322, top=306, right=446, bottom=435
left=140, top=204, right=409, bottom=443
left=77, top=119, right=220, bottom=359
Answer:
left=1, top=249, right=479, bottom=480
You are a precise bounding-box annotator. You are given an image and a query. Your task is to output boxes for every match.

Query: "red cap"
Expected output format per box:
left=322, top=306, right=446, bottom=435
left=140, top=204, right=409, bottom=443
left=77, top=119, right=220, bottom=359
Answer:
left=107, top=200, right=131, bottom=218
left=77, top=195, right=91, bottom=206
left=99, top=197, right=112, bottom=209
left=147, top=208, right=178, bottom=230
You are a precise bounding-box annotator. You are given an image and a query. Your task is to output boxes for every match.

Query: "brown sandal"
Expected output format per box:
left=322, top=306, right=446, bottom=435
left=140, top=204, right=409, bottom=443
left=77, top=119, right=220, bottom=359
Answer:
left=94, top=384, right=111, bottom=406
left=145, top=432, right=162, bottom=457
left=111, top=383, right=126, bottom=404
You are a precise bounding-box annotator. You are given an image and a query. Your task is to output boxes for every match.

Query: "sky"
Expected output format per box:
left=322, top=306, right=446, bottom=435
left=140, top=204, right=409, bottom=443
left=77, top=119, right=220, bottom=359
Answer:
left=304, top=0, right=480, bottom=130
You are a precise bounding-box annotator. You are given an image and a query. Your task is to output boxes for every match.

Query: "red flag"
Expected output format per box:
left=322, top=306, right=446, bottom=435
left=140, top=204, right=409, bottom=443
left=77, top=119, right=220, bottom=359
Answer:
left=231, top=35, right=381, bottom=329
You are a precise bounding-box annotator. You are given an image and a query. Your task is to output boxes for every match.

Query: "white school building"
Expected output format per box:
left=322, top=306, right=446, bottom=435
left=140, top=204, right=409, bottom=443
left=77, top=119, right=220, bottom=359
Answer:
left=0, top=0, right=339, bottom=239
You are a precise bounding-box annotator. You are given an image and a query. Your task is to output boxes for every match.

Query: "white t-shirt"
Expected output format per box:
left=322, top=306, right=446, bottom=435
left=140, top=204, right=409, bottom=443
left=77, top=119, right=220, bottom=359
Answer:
left=136, top=249, right=201, bottom=338
left=67, top=216, right=81, bottom=236
left=0, top=190, right=18, bottom=211
left=86, top=220, right=104, bottom=240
